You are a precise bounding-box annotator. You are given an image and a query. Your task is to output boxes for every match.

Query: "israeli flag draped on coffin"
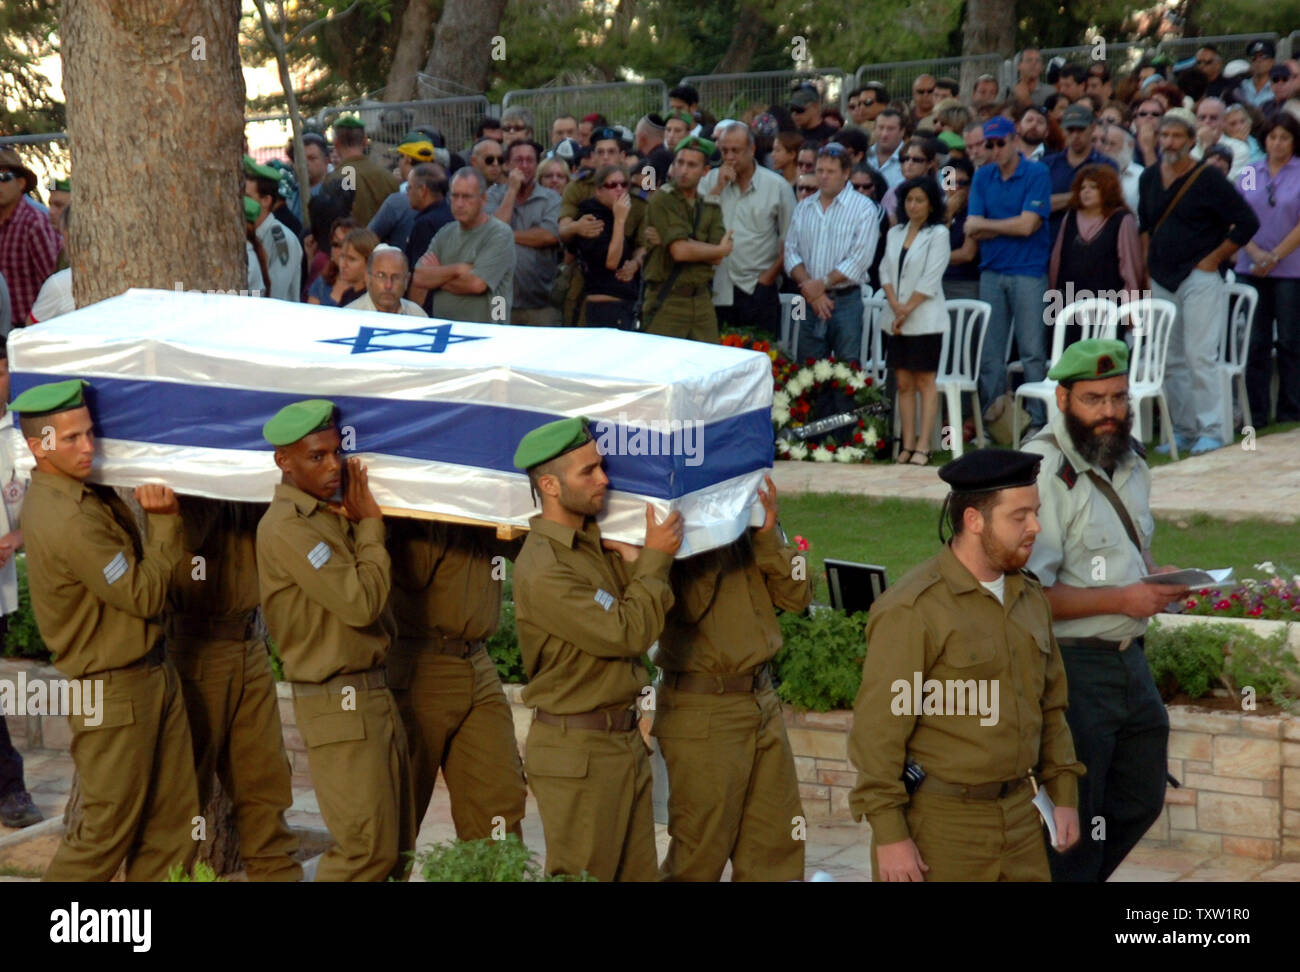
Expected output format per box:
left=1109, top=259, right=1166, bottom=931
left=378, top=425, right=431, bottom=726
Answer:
left=8, top=290, right=775, bottom=555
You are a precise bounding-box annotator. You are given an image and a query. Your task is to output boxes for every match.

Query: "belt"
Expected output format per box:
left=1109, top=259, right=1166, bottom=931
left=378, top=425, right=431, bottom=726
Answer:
left=87, top=639, right=165, bottom=677
left=668, top=282, right=710, bottom=298
left=166, top=611, right=258, bottom=643
left=289, top=666, right=386, bottom=697
left=661, top=664, right=771, bottom=694
left=534, top=707, right=639, bottom=732
left=394, top=633, right=486, bottom=659
left=919, top=775, right=1031, bottom=801
left=1057, top=636, right=1134, bottom=652
left=828, top=284, right=860, bottom=296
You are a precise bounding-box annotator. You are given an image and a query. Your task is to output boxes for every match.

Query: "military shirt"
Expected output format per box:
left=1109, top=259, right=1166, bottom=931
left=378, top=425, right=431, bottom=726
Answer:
left=23, top=471, right=183, bottom=678
left=386, top=519, right=522, bottom=643
left=256, top=482, right=393, bottom=683
left=1022, top=410, right=1154, bottom=641
left=168, top=498, right=263, bottom=622
left=514, top=515, right=674, bottom=714
left=657, top=528, right=811, bottom=674
left=644, top=182, right=725, bottom=286
left=332, top=154, right=400, bottom=228
left=848, top=544, right=1083, bottom=845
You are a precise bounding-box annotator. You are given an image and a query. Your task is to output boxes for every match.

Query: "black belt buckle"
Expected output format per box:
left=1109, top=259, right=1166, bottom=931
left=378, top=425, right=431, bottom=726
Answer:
left=999, top=778, right=1023, bottom=798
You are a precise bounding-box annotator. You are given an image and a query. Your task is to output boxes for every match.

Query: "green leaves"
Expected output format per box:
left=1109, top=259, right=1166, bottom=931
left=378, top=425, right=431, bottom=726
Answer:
left=771, top=608, right=868, bottom=711
left=413, top=833, right=595, bottom=881
left=3, top=556, right=49, bottom=662
left=1145, top=620, right=1300, bottom=709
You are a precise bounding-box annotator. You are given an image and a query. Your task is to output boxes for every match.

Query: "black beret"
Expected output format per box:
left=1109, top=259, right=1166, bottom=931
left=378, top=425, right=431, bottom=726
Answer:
left=938, top=448, right=1041, bottom=493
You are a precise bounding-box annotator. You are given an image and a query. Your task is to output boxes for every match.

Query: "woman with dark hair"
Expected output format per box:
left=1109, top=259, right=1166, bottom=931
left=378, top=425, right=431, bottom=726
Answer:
left=309, top=223, right=372, bottom=308
left=1049, top=163, right=1144, bottom=345
left=768, top=130, right=803, bottom=185
left=941, top=155, right=980, bottom=301
left=570, top=163, right=645, bottom=329
left=1044, top=92, right=1070, bottom=123
left=850, top=163, right=890, bottom=291
left=306, top=216, right=363, bottom=306
left=880, top=176, right=950, bottom=465
left=1237, top=112, right=1300, bottom=427
left=880, top=137, right=940, bottom=226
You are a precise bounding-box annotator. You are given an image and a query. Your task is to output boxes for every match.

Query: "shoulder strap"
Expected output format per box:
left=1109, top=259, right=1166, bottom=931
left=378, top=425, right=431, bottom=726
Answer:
left=1151, top=162, right=1206, bottom=238
left=643, top=197, right=705, bottom=327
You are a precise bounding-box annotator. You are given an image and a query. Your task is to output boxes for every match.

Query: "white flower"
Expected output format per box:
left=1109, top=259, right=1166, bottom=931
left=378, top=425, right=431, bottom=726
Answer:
left=772, top=406, right=791, bottom=426
left=788, top=442, right=809, bottom=460
left=813, top=360, right=834, bottom=382
left=773, top=390, right=791, bottom=410
left=812, top=445, right=833, bottom=462
left=784, top=376, right=804, bottom=397
left=832, top=362, right=852, bottom=382
left=863, top=424, right=879, bottom=446
left=834, top=446, right=864, bottom=463
left=845, top=375, right=865, bottom=392
left=797, top=367, right=814, bottom=387
left=1254, top=561, right=1277, bottom=575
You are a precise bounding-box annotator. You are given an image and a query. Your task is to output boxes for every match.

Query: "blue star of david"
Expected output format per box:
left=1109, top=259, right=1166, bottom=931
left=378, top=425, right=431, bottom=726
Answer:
left=320, top=323, right=489, bottom=355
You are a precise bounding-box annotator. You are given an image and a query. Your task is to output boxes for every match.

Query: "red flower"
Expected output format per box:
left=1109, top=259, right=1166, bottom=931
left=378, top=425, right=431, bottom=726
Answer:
left=1213, top=599, right=1232, bottom=610
left=1184, top=599, right=1198, bottom=610
left=864, top=377, right=874, bottom=386
left=793, top=535, right=810, bottom=552
left=853, top=431, right=864, bottom=444
left=825, top=442, right=837, bottom=451
left=1248, top=605, right=1265, bottom=617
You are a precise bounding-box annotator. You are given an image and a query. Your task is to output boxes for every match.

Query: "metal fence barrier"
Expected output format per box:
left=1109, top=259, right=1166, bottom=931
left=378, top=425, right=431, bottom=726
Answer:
left=1155, top=31, right=1279, bottom=65
left=320, top=95, right=491, bottom=154
left=503, top=80, right=666, bottom=141
left=682, top=70, right=847, bottom=119
left=856, top=54, right=1004, bottom=103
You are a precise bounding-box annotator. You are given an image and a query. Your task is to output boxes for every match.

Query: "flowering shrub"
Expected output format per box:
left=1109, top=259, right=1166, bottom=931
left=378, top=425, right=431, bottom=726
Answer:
left=1181, top=562, right=1300, bottom=622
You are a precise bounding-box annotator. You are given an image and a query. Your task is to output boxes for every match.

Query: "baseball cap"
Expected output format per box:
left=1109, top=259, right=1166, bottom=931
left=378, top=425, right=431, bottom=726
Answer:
left=1061, top=104, right=1095, bottom=130
left=552, top=138, right=586, bottom=165
left=1246, top=39, right=1276, bottom=59
left=789, top=87, right=820, bottom=110
left=983, top=115, right=1015, bottom=140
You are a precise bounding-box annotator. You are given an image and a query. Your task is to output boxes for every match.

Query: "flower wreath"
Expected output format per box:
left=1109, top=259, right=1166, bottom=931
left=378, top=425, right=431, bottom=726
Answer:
left=773, top=358, right=888, bottom=463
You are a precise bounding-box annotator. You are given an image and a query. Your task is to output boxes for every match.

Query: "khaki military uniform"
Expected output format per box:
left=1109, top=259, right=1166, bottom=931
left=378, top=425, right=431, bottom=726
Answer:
left=1023, top=414, right=1169, bottom=882
left=513, top=515, right=674, bottom=882
left=166, top=497, right=300, bottom=881
left=560, top=174, right=648, bottom=323
left=653, top=528, right=812, bottom=881
left=257, top=483, right=414, bottom=882
left=642, top=182, right=725, bottom=342
left=23, top=471, right=200, bottom=881
left=386, top=519, right=526, bottom=838
left=331, top=153, right=400, bottom=228
left=848, top=545, right=1083, bottom=882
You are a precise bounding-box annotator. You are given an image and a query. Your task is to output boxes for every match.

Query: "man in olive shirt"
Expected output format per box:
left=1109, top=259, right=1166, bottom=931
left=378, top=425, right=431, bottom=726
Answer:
left=329, top=115, right=400, bottom=228
left=256, top=399, right=415, bottom=882
left=511, top=417, right=683, bottom=882
left=166, top=497, right=300, bottom=881
left=386, top=520, right=527, bottom=838
left=643, top=136, right=733, bottom=342
left=412, top=167, right=515, bottom=323
left=16, top=379, right=199, bottom=881
left=849, top=449, right=1083, bottom=882
left=654, top=474, right=811, bottom=881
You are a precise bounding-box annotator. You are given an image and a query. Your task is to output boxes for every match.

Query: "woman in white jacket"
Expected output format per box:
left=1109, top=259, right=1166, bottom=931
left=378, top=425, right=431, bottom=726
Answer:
left=879, top=176, right=951, bottom=465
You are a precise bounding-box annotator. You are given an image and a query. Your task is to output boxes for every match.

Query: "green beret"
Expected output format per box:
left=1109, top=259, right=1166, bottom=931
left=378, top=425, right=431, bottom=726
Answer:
left=1048, top=338, right=1129, bottom=383
left=11, top=379, right=89, bottom=417
left=262, top=399, right=337, bottom=447
left=50, top=177, right=70, bottom=193
left=937, top=130, right=965, bottom=151
left=512, top=416, right=593, bottom=471
left=674, top=135, right=715, bottom=158
left=333, top=114, right=365, bottom=130
left=243, top=154, right=282, bottom=182
left=243, top=196, right=261, bottom=222
left=667, top=111, right=694, bottom=127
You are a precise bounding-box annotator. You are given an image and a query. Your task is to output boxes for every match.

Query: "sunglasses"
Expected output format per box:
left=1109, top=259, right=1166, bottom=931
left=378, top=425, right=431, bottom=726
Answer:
left=796, top=184, right=817, bottom=194
left=1268, top=182, right=1276, bottom=207
left=480, top=155, right=503, bottom=165
left=797, top=161, right=816, bottom=171
left=983, top=139, right=1006, bottom=149
left=903, top=155, right=929, bottom=164
left=1135, top=109, right=1163, bottom=118
left=502, top=124, right=528, bottom=133
left=602, top=179, right=627, bottom=189
left=852, top=182, right=874, bottom=192
left=914, top=88, right=935, bottom=96
left=0, top=171, right=18, bottom=184
left=955, top=178, right=971, bottom=187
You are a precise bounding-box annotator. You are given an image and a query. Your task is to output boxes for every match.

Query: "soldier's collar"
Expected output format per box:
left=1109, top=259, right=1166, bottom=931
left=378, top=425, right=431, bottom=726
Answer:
left=529, top=514, right=579, bottom=549
left=938, top=544, right=1027, bottom=602
left=31, top=468, right=93, bottom=503
left=275, top=481, right=326, bottom=516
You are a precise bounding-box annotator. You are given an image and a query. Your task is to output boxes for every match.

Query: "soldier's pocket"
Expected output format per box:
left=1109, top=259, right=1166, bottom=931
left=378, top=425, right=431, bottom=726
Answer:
left=937, top=633, right=998, bottom=675
left=649, top=709, right=709, bottom=742
left=301, top=710, right=367, bottom=748
left=73, top=698, right=134, bottom=733
left=523, top=745, right=589, bottom=780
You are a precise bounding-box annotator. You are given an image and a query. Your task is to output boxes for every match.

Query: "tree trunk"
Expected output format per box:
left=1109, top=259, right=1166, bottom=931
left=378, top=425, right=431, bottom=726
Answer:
left=62, top=0, right=246, bottom=308
left=422, top=0, right=509, bottom=94
left=385, top=0, right=438, bottom=103
left=960, top=0, right=1017, bottom=96
left=713, top=4, right=764, bottom=75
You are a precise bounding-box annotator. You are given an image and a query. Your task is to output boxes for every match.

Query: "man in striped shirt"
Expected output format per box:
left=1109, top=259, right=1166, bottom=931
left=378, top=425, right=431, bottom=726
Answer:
left=783, top=142, right=879, bottom=365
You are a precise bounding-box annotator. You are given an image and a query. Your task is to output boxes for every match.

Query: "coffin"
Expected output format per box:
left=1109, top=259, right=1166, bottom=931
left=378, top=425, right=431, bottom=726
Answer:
left=8, top=289, right=775, bottom=554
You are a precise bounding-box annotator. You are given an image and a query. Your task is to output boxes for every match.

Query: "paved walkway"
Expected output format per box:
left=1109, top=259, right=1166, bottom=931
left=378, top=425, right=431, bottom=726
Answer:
left=7, top=746, right=1299, bottom=882
left=771, top=428, right=1300, bottom=522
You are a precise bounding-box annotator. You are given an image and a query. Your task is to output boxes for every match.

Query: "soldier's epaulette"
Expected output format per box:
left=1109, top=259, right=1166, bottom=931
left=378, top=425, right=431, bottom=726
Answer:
left=881, top=565, right=944, bottom=608
left=1056, top=455, right=1078, bottom=490
left=700, top=193, right=722, bottom=207
left=1130, top=436, right=1147, bottom=460
left=1020, top=567, right=1042, bottom=587
left=659, top=182, right=678, bottom=196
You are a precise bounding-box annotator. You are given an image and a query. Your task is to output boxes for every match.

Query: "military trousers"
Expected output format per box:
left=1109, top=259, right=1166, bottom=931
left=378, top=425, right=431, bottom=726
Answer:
left=294, top=683, right=416, bottom=882
left=642, top=291, right=720, bottom=343
left=44, top=656, right=200, bottom=882
left=1049, top=639, right=1168, bottom=882
left=653, top=683, right=805, bottom=881
left=168, top=638, right=301, bottom=881
left=873, top=783, right=1049, bottom=882
left=524, top=717, right=658, bottom=882
left=388, top=643, right=526, bottom=840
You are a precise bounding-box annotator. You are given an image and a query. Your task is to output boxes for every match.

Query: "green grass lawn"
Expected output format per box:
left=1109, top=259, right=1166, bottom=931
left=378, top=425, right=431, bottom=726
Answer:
left=780, top=493, right=1300, bottom=603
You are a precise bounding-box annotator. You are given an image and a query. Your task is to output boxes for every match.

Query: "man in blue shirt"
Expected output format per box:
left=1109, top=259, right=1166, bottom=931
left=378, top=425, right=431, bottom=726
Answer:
left=1043, top=104, right=1118, bottom=242
left=965, top=115, right=1053, bottom=431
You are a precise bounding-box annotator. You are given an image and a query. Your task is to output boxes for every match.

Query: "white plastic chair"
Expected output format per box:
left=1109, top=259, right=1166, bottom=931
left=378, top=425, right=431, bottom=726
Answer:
left=934, top=299, right=992, bottom=458
left=860, top=292, right=888, bottom=383
left=1121, top=297, right=1179, bottom=458
left=1217, top=282, right=1258, bottom=438
left=1012, top=297, right=1119, bottom=446
left=778, top=292, right=797, bottom=358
